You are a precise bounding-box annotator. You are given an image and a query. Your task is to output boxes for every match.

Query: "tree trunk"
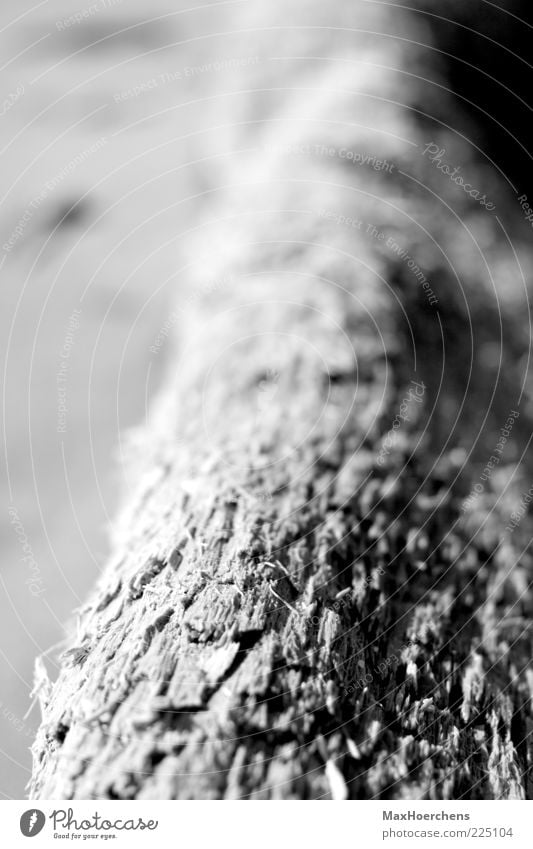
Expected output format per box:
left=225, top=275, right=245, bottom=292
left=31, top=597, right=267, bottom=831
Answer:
left=30, top=0, right=533, bottom=800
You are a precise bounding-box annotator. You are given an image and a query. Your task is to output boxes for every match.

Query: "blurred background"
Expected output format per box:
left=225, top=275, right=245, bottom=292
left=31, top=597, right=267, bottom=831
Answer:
left=0, top=0, right=263, bottom=798
left=1, top=0, right=532, bottom=799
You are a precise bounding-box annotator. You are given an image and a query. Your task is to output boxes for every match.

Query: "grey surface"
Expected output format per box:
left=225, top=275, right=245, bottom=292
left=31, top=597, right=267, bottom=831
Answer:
left=0, top=0, right=242, bottom=798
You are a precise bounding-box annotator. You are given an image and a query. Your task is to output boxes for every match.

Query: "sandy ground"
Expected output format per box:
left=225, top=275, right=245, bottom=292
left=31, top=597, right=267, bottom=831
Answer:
left=0, top=0, right=262, bottom=798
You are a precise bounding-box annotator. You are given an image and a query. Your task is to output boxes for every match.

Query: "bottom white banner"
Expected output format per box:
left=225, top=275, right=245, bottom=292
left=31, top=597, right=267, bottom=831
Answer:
left=1, top=800, right=532, bottom=848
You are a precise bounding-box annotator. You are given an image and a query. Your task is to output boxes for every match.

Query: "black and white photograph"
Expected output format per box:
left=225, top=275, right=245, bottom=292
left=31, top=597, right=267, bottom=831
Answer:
left=1, top=0, right=533, bottom=840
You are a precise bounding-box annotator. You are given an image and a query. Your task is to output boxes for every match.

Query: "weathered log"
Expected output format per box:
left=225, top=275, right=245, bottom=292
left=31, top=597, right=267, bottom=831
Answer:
left=30, top=0, right=533, bottom=799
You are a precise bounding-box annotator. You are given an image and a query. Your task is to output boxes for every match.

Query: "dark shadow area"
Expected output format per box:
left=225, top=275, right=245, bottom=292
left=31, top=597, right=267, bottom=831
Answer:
left=413, top=0, right=533, bottom=200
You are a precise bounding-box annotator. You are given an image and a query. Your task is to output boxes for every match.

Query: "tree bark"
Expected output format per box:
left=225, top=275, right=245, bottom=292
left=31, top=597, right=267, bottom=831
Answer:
left=30, top=0, right=533, bottom=800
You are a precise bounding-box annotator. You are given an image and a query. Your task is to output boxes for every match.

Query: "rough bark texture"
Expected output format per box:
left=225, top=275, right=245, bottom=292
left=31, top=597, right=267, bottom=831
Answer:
left=30, top=0, right=533, bottom=799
